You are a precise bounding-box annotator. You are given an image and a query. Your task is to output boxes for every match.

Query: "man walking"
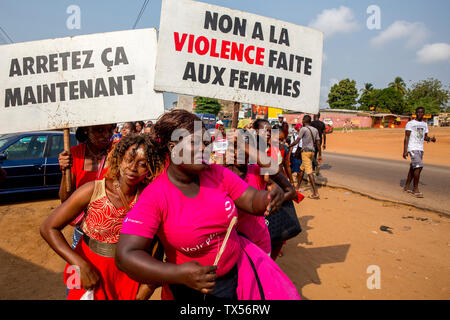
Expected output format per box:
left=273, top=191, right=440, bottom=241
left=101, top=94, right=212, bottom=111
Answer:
left=311, top=113, right=327, bottom=175
left=289, top=123, right=303, bottom=189
left=403, top=107, right=436, bottom=198
left=289, top=115, right=321, bottom=199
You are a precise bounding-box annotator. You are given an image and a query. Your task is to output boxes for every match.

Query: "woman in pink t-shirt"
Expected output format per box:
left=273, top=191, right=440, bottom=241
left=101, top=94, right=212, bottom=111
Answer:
left=224, top=132, right=299, bottom=255
left=116, top=110, right=300, bottom=301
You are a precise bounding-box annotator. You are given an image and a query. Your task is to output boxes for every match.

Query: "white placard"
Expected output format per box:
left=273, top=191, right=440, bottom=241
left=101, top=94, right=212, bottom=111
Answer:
left=154, top=0, right=323, bottom=113
left=0, top=29, right=164, bottom=134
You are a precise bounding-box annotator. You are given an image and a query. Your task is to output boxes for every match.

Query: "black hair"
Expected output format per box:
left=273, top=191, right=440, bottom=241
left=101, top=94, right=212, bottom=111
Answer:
left=75, top=127, right=88, bottom=143
left=303, top=115, right=312, bottom=123
left=252, top=118, right=270, bottom=130
left=416, top=106, right=425, bottom=113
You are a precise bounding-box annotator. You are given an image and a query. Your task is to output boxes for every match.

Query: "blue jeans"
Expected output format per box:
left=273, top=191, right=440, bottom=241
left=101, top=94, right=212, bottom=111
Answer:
left=72, top=224, right=84, bottom=249
left=290, top=153, right=302, bottom=173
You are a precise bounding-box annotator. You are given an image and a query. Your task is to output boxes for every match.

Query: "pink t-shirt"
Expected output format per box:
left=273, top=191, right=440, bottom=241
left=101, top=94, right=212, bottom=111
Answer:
left=121, top=164, right=249, bottom=277
left=236, top=165, right=271, bottom=254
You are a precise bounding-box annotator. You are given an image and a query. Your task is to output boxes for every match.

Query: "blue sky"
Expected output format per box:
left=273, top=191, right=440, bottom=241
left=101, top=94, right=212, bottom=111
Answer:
left=1, top=0, right=449, bottom=109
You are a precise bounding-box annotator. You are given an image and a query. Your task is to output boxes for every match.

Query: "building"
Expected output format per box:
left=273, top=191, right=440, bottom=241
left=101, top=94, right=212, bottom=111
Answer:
left=283, top=109, right=410, bottom=129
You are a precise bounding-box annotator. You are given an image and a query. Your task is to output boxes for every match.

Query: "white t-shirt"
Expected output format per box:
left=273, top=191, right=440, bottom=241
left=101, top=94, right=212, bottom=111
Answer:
left=405, top=120, right=428, bottom=152
left=291, top=132, right=303, bottom=153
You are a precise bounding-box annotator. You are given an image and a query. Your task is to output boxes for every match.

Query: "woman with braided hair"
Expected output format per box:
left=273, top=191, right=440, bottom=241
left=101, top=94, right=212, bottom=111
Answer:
left=41, top=134, right=164, bottom=300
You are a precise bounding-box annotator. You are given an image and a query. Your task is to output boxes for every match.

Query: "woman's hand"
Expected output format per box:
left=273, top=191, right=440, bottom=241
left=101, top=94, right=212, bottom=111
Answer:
left=79, top=261, right=101, bottom=291
left=58, top=151, right=73, bottom=171
left=177, top=261, right=217, bottom=294
left=264, top=176, right=285, bottom=216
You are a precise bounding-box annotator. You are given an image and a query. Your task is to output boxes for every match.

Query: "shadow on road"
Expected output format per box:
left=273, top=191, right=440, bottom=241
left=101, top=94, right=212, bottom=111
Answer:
left=0, top=248, right=65, bottom=300
left=276, top=213, right=351, bottom=300
left=399, top=178, right=426, bottom=188
left=0, top=191, right=59, bottom=206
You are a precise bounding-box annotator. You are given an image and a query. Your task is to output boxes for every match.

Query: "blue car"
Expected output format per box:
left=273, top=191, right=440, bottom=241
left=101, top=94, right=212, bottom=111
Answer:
left=0, top=131, right=78, bottom=195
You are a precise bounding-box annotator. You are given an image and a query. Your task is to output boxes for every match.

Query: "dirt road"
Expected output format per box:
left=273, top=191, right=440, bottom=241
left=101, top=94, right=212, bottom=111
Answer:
left=319, top=153, right=450, bottom=214
left=0, top=188, right=448, bottom=300
left=325, top=127, right=450, bottom=167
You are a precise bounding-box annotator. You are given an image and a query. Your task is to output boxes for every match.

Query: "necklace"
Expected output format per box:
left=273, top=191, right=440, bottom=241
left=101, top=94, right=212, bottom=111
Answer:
left=113, top=180, right=133, bottom=212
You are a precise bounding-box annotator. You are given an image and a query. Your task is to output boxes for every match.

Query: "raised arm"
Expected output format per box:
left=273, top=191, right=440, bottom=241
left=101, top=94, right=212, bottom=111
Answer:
left=58, top=150, right=76, bottom=202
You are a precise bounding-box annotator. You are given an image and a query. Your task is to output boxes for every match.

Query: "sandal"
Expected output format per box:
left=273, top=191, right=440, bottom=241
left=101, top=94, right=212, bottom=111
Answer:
left=308, top=194, right=320, bottom=200
left=413, top=192, right=424, bottom=198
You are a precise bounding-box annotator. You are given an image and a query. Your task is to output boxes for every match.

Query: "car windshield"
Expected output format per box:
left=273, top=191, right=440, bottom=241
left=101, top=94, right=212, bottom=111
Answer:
left=0, top=134, right=18, bottom=149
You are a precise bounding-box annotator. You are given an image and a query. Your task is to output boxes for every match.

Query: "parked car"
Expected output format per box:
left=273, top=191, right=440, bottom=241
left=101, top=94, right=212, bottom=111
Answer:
left=0, top=131, right=78, bottom=194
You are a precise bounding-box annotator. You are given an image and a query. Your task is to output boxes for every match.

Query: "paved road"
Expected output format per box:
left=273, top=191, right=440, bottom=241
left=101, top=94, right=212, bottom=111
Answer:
left=317, top=152, right=450, bottom=214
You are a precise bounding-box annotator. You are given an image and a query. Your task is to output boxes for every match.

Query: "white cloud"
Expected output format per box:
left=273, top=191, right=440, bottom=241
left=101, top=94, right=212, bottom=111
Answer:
left=309, top=6, right=359, bottom=38
left=371, top=21, right=429, bottom=47
left=416, top=43, right=450, bottom=64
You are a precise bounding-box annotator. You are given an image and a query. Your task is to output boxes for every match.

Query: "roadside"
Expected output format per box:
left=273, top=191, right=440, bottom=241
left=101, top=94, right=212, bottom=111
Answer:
left=324, top=127, right=450, bottom=167
left=0, top=188, right=448, bottom=300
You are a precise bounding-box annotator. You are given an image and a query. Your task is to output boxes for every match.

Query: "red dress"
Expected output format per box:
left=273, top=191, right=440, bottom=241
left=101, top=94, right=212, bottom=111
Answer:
left=71, top=143, right=108, bottom=188
left=64, top=179, right=140, bottom=300
left=69, top=143, right=109, bottom=225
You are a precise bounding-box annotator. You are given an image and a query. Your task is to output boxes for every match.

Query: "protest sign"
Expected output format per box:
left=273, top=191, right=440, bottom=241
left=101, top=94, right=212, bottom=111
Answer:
left=0, top=29, right=164, bottom=134
left=154, top=0, right=323, bottom=113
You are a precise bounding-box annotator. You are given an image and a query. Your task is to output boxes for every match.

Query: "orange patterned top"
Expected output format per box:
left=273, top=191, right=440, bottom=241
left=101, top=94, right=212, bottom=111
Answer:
left=82, top=179, right=138, bottom=244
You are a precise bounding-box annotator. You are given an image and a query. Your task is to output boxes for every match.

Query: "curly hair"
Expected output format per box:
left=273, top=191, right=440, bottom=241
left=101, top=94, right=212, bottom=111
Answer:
left=105, top=134, right=164, bottom=185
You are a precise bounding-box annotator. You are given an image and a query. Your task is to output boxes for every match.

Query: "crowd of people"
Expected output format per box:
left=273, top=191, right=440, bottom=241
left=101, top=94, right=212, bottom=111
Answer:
left=40, top=110, right=330, bottom=301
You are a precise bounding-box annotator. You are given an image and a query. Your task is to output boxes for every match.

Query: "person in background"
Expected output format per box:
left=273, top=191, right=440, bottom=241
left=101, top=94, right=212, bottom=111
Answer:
left=402, top=107, right=436, bottom=198
left=58, top=124, right=115, bottom=249
left=41, top=134, right=164, bottom=300
left=143, top=123, right=152, bottom=135
left=115, top=109, right=300, bottom=301
left=310, top=113, right=326, bottom=176
left=253, top=119, right=283, bottom=175
left=289, top=115, right=321, bottom=199
left=111, top=125, right=122, bottom=144
left=278, top=115, right=290, bottom=139
left=135, top=121, right=145, bottom=135
left=290, top=123, right=303, bottom=189
left=215, top=120, right=226, bottom=139
left=272, top=125, right=294, bottom=183
left=121, top=122, right=136, bottom=138
left=224, top=129, right=297, bottom=255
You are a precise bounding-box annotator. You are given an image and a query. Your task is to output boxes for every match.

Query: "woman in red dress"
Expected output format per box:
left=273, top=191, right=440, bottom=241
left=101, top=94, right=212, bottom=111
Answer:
left=58, top=124, right=115, bottom=248
left=41, top=134, right=164, bottom=300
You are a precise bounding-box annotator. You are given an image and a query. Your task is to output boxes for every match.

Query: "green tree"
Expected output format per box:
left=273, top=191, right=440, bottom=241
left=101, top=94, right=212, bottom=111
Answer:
left=370, top=88, right=406, bottom=114
left=405, top=78, right=450, bottom=114
left=193, top=97, right=223, bottom=116
left=358, top=83, right=375, bottom=110
left=327, top=79, right=359, bottom=110
left=388, top=77, right=407, bottom=96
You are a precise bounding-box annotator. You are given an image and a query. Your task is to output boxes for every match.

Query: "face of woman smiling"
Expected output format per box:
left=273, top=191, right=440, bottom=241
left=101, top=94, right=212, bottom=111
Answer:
left=119, top=144, right=149, bottom=185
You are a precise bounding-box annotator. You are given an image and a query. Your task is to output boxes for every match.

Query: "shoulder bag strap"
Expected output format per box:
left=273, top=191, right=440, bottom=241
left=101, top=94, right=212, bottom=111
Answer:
left=96, top=154, right=107, bottom=179
left=306, top=126, right=316, bottom=150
